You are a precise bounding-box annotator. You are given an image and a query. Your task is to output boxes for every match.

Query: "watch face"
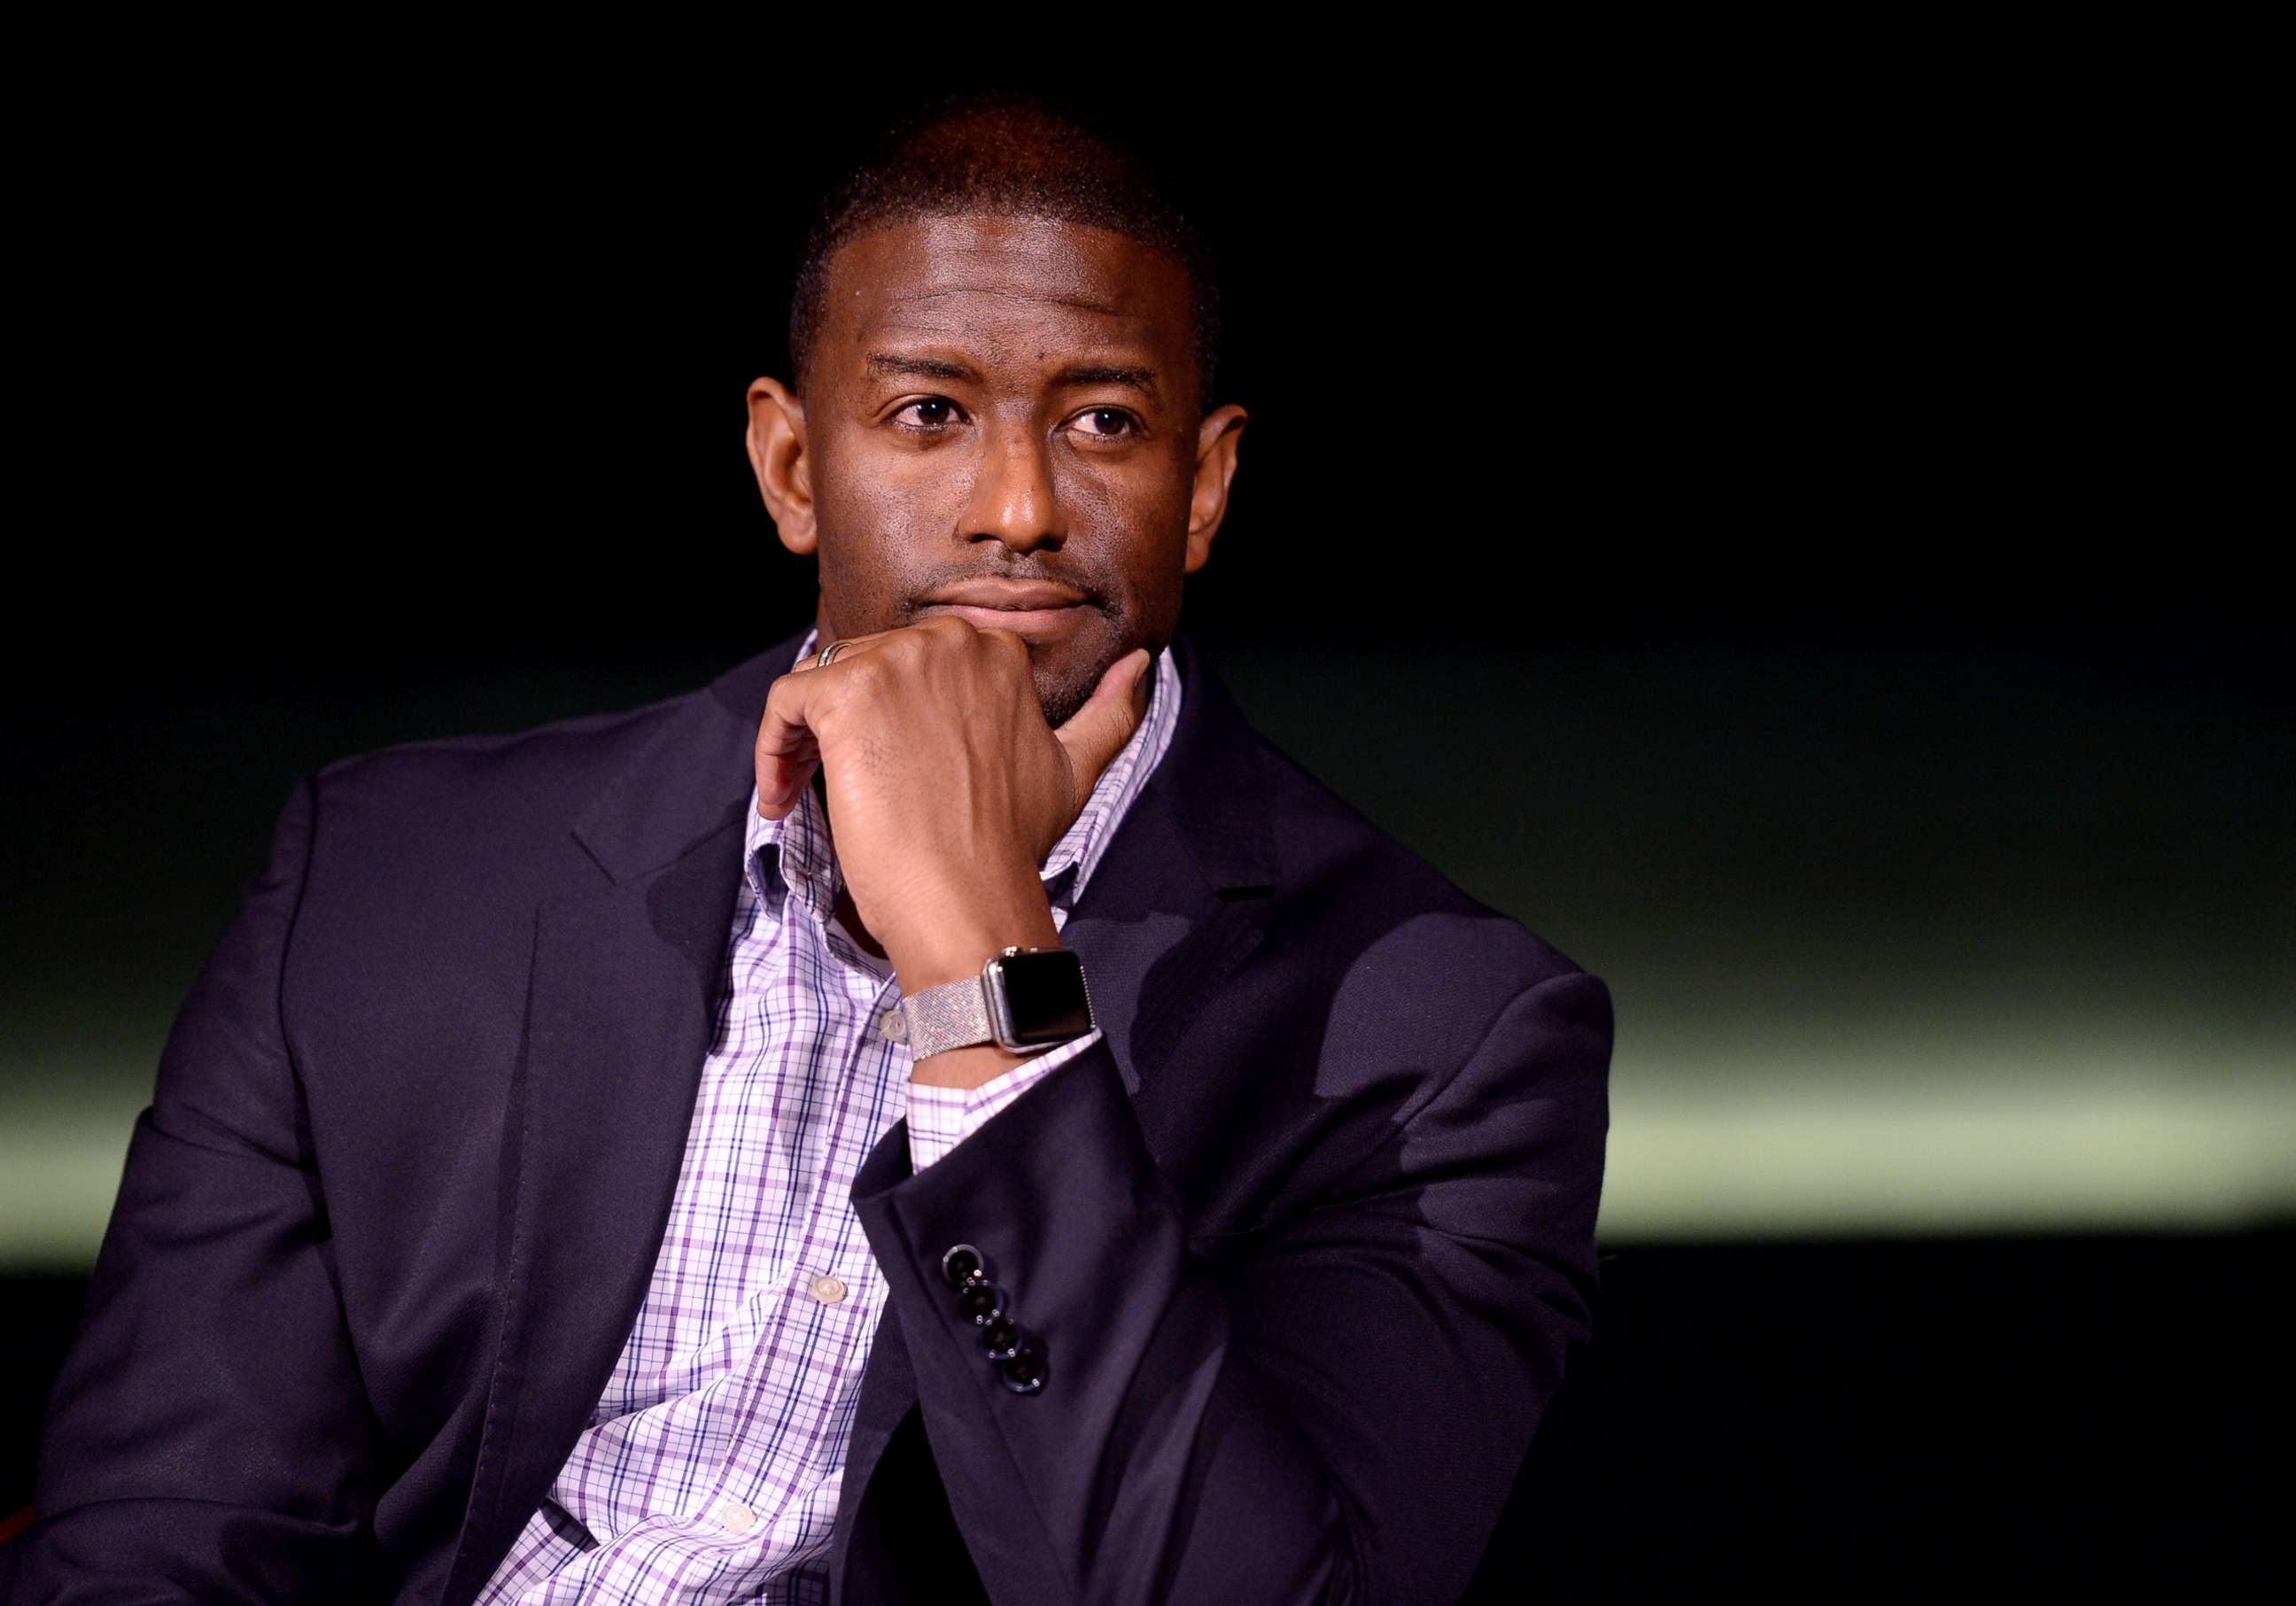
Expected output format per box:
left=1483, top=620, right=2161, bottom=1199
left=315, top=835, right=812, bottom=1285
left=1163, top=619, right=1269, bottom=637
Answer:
left=988, top=949, right=1095, bottom=1047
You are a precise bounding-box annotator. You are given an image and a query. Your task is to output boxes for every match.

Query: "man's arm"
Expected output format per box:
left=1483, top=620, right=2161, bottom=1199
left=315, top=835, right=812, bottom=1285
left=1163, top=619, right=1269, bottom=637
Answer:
left=850, top=966, right=1612, bottom=1606
left=10, top=777, right=384, bottom=1602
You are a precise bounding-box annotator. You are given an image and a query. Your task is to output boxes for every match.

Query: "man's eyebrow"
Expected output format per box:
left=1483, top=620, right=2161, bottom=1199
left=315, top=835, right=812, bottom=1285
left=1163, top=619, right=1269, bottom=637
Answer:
left=864, top=353, right=1160, bottom=397
left=1051, top=362, right=1160, bottom=395
left=865, top=353, right=982, bottom=384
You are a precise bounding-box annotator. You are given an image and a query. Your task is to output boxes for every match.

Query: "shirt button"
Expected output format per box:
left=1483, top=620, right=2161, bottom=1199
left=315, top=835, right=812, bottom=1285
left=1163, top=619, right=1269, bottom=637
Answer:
left=809, top=1273, right=849, bottom=1306
left=715, top=1501, right=756, bottom=1533
left=875, top=1008, right=909, bottom=1043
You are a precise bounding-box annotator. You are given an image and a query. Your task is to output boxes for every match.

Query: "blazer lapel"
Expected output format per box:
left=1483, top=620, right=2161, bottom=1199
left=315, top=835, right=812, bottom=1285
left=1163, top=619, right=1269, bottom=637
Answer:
left=443, top=629, right=810, bottom=1605
left=1067, top=627, right=1280, bottom=1096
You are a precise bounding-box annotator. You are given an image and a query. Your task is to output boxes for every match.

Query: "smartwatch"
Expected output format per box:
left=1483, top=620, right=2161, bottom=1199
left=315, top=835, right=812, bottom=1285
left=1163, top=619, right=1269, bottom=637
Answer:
left=899, top=946, right=1096, bottom=1059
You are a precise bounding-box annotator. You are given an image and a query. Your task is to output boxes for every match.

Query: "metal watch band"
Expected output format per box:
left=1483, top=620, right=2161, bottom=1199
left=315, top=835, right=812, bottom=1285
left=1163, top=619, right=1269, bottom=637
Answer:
left=900, top=971, right=998, bottom=1059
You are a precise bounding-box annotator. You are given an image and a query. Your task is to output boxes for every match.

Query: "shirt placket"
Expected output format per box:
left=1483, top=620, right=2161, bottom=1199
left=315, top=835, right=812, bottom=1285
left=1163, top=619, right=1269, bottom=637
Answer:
left=686, top=896, right=908, bottom=1587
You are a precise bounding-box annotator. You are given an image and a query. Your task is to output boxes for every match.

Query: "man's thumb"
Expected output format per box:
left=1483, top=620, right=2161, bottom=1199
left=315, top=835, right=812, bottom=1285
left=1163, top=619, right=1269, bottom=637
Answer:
left=1054, top=646, right=1152, bottom=799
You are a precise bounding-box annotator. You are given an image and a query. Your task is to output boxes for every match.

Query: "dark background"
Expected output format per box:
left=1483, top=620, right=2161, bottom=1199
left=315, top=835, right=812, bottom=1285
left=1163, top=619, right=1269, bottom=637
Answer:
left=5, top=54, right=2284, bottom=1601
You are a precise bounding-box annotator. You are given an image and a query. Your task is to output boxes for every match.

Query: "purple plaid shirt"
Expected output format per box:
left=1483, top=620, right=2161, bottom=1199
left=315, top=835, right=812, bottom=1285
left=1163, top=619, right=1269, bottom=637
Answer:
left=476, top=627, right=1183, bottom=1604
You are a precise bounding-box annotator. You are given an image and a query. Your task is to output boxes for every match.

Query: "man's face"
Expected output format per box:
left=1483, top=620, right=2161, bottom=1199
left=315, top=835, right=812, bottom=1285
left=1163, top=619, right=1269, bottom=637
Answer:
left=749, top=213, right=1246, bottom=730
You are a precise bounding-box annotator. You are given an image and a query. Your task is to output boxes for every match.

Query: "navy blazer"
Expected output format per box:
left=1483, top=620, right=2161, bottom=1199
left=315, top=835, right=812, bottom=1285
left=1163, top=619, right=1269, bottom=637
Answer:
left=10, top=625, right=1612, bottom=1605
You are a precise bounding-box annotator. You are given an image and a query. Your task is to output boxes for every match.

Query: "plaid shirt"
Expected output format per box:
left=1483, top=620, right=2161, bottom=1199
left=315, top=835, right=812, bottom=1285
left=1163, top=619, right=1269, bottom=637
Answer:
left=476, top=627, right=1183, bottom=1604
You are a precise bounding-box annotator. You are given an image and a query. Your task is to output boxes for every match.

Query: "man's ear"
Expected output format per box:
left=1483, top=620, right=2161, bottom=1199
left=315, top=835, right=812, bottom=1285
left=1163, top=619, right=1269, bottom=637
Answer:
left=1183, top=403, right=1247, bottom=576
left=747, top=376, right=816, bottom=556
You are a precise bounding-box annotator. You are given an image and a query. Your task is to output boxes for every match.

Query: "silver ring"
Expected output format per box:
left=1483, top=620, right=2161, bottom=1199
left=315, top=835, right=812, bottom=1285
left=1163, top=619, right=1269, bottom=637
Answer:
left=813, top=640, right=849, bottom=671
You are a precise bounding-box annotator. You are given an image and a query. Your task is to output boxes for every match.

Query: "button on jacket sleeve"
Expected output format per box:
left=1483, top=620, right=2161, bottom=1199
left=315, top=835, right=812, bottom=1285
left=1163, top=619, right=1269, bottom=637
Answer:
left=849, top=964, right=1613, bottom=1606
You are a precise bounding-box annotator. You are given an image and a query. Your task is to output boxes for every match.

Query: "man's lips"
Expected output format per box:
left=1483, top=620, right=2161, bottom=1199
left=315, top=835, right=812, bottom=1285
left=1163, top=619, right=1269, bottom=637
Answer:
left=923, top=579, right=1088, bottom=609
left=916, top=579, right=1094, bottom=640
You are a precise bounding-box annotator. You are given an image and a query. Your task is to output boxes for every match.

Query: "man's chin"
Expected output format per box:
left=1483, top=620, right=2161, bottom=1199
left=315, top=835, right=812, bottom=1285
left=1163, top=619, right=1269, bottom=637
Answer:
left=1028, top=625, right=1134, bottom=730
left=1032, top=648, right=1112, bottom=733
left=1036, top=675, right=1094, bottom=733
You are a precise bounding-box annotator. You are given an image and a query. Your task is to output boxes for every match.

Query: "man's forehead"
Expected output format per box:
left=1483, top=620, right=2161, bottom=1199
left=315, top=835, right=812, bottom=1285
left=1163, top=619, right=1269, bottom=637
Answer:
left=826, top=213, right=1190, bottom=347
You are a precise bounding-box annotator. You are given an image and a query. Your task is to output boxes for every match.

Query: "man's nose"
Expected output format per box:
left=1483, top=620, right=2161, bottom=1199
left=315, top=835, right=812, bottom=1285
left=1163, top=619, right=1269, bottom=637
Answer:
left=961, top=421, right=1063, bottom=552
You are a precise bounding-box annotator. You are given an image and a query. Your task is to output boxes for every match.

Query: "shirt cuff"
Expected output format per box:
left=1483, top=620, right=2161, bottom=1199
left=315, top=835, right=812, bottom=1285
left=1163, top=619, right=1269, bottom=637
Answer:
left=904, top=1028, right=1105, bottom=1173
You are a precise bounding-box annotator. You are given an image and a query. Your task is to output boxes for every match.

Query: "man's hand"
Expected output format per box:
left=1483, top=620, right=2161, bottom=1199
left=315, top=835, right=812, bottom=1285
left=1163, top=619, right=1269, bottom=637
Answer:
left=754, top=615, right=1152, bottom=1003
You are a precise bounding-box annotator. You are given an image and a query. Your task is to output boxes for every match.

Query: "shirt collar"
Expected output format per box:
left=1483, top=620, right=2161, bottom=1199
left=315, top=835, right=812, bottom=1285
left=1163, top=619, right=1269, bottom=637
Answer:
left=743, top=624, right=1183, bottom=926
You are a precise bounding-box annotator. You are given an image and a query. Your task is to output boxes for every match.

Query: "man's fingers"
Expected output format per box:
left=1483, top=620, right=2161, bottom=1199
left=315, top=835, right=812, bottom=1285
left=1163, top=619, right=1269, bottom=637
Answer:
left=789, top=629, right=892, bottom=672
left=757, top=631, right=898, bottom=818
left=1052, top=647, right=1152, bottom=810
left=754, top=677, right=821, bottom=820
left=763, top=626, right=1149, bottom=827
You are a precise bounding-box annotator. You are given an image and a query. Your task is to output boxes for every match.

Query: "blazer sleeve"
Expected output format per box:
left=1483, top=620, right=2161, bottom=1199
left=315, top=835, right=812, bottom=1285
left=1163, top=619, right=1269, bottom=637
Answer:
left=849, top=966, right=1613, bottom=1606
left=10, top=776, right=385, bottom=1602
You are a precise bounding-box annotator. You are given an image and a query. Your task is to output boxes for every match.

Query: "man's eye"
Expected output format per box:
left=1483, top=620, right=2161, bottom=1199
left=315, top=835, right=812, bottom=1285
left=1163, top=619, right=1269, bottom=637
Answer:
left=1072, top=407, right=1140, bottom=442
left=895, top=399, right=962, bottom=430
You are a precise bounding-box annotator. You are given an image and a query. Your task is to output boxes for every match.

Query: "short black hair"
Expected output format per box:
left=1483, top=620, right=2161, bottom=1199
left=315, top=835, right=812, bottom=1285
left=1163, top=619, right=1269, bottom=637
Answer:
left=787, top=89, right=1222, bottom=415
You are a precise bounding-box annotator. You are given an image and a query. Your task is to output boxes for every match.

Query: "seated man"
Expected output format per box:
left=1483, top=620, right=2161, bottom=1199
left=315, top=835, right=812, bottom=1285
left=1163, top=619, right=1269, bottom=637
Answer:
left=12, top=89, right=1612, bottom=1604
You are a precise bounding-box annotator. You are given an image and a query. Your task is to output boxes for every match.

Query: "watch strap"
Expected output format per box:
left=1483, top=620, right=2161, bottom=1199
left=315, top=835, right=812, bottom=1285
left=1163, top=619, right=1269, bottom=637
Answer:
left=900, top=971, right=997, bottom=1059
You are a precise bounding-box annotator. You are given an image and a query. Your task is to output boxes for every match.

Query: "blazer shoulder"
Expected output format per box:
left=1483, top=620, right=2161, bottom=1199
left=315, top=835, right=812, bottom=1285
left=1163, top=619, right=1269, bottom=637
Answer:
left=272, top=660, right=772, bottom=1013
left=312, top=679, right=695, bottom=812
left=260, top=674, right=751, bottom=989
left=300, top=649, right=773, bottom=868
left=1243, top=724, right=1595, bottom=999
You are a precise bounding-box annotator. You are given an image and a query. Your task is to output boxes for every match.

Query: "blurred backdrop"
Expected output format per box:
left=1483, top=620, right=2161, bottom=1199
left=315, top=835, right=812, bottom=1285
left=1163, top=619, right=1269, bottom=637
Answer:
left=4, top=56, right=2284, bottom=1600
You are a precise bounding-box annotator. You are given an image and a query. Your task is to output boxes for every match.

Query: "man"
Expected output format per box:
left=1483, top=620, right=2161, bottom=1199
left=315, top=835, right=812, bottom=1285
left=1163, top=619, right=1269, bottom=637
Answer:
left=10, top=92, right=1611, bottom=1604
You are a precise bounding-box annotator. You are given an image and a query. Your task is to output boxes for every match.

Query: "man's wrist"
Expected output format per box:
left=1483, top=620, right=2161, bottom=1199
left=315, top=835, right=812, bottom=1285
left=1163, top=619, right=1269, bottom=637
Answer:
left=883, top=877, right=1071, bottom=1089
left=881, top=881, right=1062, bottom=995
left=909, top=1037, right=1040, bottom=1090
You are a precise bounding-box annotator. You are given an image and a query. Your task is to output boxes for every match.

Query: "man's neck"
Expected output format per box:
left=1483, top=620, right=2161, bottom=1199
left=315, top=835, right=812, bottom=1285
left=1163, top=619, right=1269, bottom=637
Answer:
left=834, top=882, right=888, bottom=959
